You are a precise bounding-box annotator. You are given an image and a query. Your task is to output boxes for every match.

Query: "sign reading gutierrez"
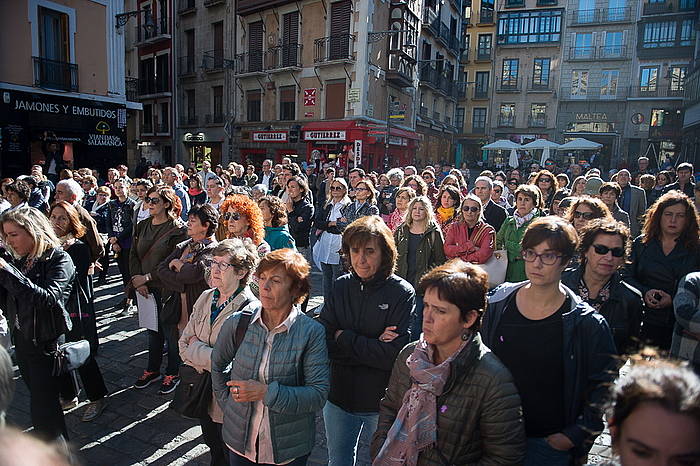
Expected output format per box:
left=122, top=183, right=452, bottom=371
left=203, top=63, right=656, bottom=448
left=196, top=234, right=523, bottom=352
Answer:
left=252, top=131, right=288, bottom=142
left=304, top=130, right=347, bottom=141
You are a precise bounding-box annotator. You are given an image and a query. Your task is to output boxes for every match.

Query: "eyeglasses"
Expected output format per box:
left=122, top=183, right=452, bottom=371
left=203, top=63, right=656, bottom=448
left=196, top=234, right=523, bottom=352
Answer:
left=494, top=189, right=502, bottom=194
left=573, top=210, right=594, bottom=220
left=145, top=197, right=162, bottom=205
left=521, top=249, right=563, bottom=265
left=204, top=259, right=236, bottom=271
left=462, top=206, right=480, bottom=213
left=539, top=178, right=552, bottom=183
left=330, top=186, right=344, bottom=191
left=592, top=244, right=625, bottom=257
left=355, top=187, right=369, bottom=192
left=223, top=212, right=242, bottom=221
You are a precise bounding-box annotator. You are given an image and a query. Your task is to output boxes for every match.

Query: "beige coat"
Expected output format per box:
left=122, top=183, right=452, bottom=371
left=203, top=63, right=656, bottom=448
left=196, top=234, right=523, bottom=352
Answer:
left=178, top=286, right=258, bottom=423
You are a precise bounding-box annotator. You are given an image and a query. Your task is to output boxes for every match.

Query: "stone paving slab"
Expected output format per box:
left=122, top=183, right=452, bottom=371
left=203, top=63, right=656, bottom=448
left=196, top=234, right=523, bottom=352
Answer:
left=7, top=264, right=615, bottom=465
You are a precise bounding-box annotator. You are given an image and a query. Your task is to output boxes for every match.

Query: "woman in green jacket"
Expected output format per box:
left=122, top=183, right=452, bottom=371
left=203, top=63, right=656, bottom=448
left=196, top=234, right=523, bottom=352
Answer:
left=394, top=196, right=447, bottom=340
left=496, top=184, right=542, bottom=282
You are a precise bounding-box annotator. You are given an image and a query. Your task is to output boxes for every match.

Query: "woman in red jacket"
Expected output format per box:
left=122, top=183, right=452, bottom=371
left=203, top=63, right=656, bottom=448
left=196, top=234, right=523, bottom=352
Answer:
left=444, top=194, right=495, bottom=264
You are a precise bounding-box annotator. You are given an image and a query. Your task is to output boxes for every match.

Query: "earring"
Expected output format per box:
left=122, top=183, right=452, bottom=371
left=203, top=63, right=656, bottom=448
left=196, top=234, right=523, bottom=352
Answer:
left=461, top=330, right=470, bottom=341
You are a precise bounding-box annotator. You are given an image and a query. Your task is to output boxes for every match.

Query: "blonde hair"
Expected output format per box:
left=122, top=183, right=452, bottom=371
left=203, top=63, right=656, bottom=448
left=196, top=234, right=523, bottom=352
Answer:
left=404, top=196, right=438, bottom=229
left=0, top=207, right=61, bottom=259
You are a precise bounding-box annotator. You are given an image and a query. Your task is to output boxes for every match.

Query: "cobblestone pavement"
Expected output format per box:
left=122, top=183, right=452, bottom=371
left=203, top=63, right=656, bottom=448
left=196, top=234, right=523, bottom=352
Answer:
left=7, top=264, right=614, bottom=465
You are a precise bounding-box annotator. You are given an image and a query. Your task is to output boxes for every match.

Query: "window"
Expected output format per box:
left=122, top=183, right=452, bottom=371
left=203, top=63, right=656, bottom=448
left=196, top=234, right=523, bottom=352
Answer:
left=498, top=10, right=562, bottom=44
left=573, top=33, right=593, bottom=59
left=39, top=7, right=69, bottom=62
left=186, top=90, right=196, bottom=119
left=650, top=108, right=665, bottom=126
left=498, top=104, right=515, bottom=127
left=326, top=80, right=346, bottom=118
left=501, top=58, right=519, bottom=88
left=506, top=0, right=524, bottom=7
left=643, top=22, right=677, bottom=48
left=608, top=0, right=626, bottom=20
left=282, top=11, right=300, bottom=67
left=680, top=0, right=696, bottom=9
left=156, top=54, right=169, bottom=92
left=529, top=104, right=546, bottom=127
left=330, top=0, right=352, bottom=60
left=159, top=102, right=169, bottom=133
left=475, top=71, right=489, bottom=97
left=213, top=86, right=223, bottom=119
left=183, top=29, right=195, bottom=74
left=640, top=66, right=658, bottom=92
left=143, top=104, right=153, bottom=133
left=601, top=69, right=619, bottom=98
left=212, top=21, right=224, bottom=67
left=248, top=21, right=263, bottom=72
left=456, top=107, right=465, bottom=130
left=472, top=108, right=487, bottom=133
left=532, top=58, right=551, bottom=88
left=571, top=70, right=589, bottom=98
left=577, top=0, right=595, bottom=23
left=247, top=90, right=261, bottom=122
left=669, top=66, right=687, bottom=91
left=681, top=20, right=696, bottom=46
left=480, top=0, right=494, bottom=23
left=602, top=31, right=624, bottom=58
left=279, top=86, right=296, bottom=120
left=477, top=34, right=492, bottom=59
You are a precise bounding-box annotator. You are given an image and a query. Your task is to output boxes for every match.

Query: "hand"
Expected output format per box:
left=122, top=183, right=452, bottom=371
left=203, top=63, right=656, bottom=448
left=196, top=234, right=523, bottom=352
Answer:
left=334, top=329, right=343, bottom=340
left=339, top=217, right=347, bottom=223
left=645, top=289, right=671, bottom=309
left=328, top=221, right=336, bottom=227
left=227, top=379, right=267, bottom=402
left=169, top=259, right=184, bottom=272
left=112, top=244, right=122, bottom=253
left=136, top=285, right=149, bottom=297
left=188, top=335, right=199, bottom=346
left=297, top=216, right=303, bottom=223
left=131, top=274, right=147, bottom=288
left=546, top=433, right=574, bottom=451
left=109, top=237, right=118, bottom=244
left=379, top=326, right=399, bottom=343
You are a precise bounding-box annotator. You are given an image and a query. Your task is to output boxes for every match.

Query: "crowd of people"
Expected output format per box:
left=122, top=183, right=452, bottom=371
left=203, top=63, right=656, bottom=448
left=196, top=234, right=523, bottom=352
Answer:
left=0, top=155, right=699, bottom=466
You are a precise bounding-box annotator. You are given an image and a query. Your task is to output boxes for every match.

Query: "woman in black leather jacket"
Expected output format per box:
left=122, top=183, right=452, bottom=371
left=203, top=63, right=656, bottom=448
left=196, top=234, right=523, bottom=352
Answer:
left=562, top=219, right=644, bottom=354
left=0, top=207, right=75, bottom=440
left=624, top=191, right=700, bottom=350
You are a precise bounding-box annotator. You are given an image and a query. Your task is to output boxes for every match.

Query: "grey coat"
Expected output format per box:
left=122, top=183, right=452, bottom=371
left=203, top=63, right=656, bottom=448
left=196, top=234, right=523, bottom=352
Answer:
left=211, top=306, right=330, bottom=463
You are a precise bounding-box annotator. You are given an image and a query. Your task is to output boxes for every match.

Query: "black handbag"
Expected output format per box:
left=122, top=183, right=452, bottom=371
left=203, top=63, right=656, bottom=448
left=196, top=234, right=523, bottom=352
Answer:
left=51, top=339, right=91, bottom=376
left=170, top=299, right=254, bottom=419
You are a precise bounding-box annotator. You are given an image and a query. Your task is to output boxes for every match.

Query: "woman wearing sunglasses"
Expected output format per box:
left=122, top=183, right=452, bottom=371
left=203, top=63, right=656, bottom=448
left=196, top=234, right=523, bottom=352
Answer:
left=221, top=194, right=270, bottom=257
left=562, top=219, right=644, bottom=355
left=564, top=197, right=612, bottom=235
left=483, top=216, right=617, bottom=466
left=130, top=186, right=188, bottom=393
left=531, top=170, right=557, bottom=213
left=444, top=194, right=495, bottom=265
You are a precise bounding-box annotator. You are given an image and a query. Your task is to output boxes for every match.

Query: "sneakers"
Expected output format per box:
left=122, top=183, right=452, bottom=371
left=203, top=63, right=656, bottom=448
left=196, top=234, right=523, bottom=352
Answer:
left=60, top=397, right=78, bottom=411
left=134, top=370, right=162, bottom=389
left=158, top=375, right=181, bottom=395
left=81, top=399, right=106, bottom=422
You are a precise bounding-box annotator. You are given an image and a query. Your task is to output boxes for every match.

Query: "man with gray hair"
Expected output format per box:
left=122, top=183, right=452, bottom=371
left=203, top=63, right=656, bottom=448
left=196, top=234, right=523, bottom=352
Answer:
left=251, top=184, right=268, bottom=201
left=616, top=169, right=646, bottom=237
left=55, top=179, right=104, bottom=262
left=474, top=175, right=507, bottom=230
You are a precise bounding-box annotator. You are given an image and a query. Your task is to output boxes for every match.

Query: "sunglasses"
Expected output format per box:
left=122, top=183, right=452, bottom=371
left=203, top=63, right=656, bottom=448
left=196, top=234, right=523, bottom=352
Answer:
left=355, top=187, right=369, bottom=192
left=592, top=244, right=625, bottom=257
left=494, top=189, right=502, bottom=194
left=145, top=197, right=162, bottom=204
left=539, top=178, right=552, bottom=183
left=330, top=185, right=345, bottom=191
left=462, top=206, right=480, bottom=213
left=223, top=212, right=242, bottom=221
left=573, top=210, right=594, bottom=220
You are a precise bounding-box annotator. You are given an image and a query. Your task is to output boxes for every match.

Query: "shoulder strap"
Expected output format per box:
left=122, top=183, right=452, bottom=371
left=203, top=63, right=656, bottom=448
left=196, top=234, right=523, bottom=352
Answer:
left=232, top=307, right=254, bottom=357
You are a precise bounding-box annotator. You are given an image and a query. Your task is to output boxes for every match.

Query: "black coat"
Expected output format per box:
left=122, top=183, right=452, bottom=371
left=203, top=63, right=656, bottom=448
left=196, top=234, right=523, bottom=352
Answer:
left=288, top=198, right=314, bottom=248
left=562, top=267, right=644, bottom=354
left=319, top=272, right=415, bottom=413
left=0, top=248, right=75, bottom=346
left=483, top=200, right=507, bottom=232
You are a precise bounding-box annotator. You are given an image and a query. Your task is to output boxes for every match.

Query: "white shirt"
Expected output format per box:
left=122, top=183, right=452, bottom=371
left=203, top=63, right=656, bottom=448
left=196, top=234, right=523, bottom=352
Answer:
left=316, top=201, right=345, bottom=265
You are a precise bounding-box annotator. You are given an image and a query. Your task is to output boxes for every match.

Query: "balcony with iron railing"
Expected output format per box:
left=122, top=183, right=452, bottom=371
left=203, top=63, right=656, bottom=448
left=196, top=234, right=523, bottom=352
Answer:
left=419, top=106, right=429, bottom=117
left=528, top=115, right=547, bottom=127
left=178, top=56, right=196, bottom=76
left=559, top=85, right=629, bottom=100
left=598, top=45, right=629, bottom=59
left=476, top=48, right=492, bottom=61
left=266, top=44, right=302, bottom=70
left=496, top=78, right=521, bottom=93
left=479, top=8, right=494, bottom=23
left=497, top=115, right=516, bottom=127
left=136, top=18, right=170, bottom=44
left=643, top=0, right=696, bottom=15
left=433, top=111, right=441, bottom=121
left=422, top=9, right=439, bottom=36
left=628, top=85, right=685, bottom=98
left=232, top=51, right=265, bottom=75
left=205, top=113, right=225, bottom=125
left=471, top=124, right=486, bottom=134
left=473, top=87, right=489, bottom=99
left=179, top=114, right=199, bottom=126
left=138, top=77, right=169, bottom=97
left=125, top=77, right=139, bottom=101
left=419, top=65, right=439, bottom=89
left=314, top=35, right=355, bottom=64
left=202, top=50, right=226, bottom=71
left=33, top=56, right=78, bottom=92
left=569, top=7, right=631, bottom=25
left=387, top=53, right=416, bottom=88
left=569, top=46, right=596, bottom=60
left=527, top=73, right=556, bottom=92
left=178, top=0, right=196, bottom=14
left=204, top=0, right=225, bottom=6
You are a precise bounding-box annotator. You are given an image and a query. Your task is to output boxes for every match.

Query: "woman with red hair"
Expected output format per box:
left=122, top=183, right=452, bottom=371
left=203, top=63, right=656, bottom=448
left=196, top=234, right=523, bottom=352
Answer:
left=220, top=194, right=271, bottom=257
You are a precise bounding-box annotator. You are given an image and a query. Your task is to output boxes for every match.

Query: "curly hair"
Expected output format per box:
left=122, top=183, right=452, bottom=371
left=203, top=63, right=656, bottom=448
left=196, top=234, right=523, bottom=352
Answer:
left=219, top=194, right=265, bottom=246
left=564, top=196, right=612, bottom=225
left=258, top=195, right=288, bottom=227
left=642, top=191, right=700, bottom=251
left=401, top=174, right=427, bottom=197
left=531, top=169, right=557, bottom=197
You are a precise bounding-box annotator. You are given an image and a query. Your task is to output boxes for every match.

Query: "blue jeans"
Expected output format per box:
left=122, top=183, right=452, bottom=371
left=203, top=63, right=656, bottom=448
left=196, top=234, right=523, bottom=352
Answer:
left=524, top=437, right=572, bottom=466
left=323, top=401, right=379, bottom=466
left=321, top=262, right=344, bottom=307
left=229, top=452, right=308, bottom=465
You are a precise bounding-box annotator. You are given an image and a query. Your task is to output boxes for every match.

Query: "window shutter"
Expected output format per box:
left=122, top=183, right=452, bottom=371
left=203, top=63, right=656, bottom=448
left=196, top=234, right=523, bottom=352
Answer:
left=249, top=21, right=263, bottom=72
left=282, top=12, right=299, bottom=66
left=330, top=0, right=352, bottom=60
left=325, top=80, right=346, bottom=119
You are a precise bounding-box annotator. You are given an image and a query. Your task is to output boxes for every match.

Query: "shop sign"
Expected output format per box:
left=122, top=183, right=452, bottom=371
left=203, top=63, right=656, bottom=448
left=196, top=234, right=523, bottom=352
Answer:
left=347, top=89, right=360, bottom=103
left=388, top=136, right=407, bottom=146
left=367, top=104, right=374, bottom=117
left=303, top=89, right=316, bottom=106
left=575, top=112, right=608, bottom=122
left=252, top=131, right=288, bottom=142
left=304, top=130, right=346, bottom=141
left=353, top=140, right=362, bottom=166
left=631, top=113, right=644, bottom=125
left=304, top=112, right=314, bottom=118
